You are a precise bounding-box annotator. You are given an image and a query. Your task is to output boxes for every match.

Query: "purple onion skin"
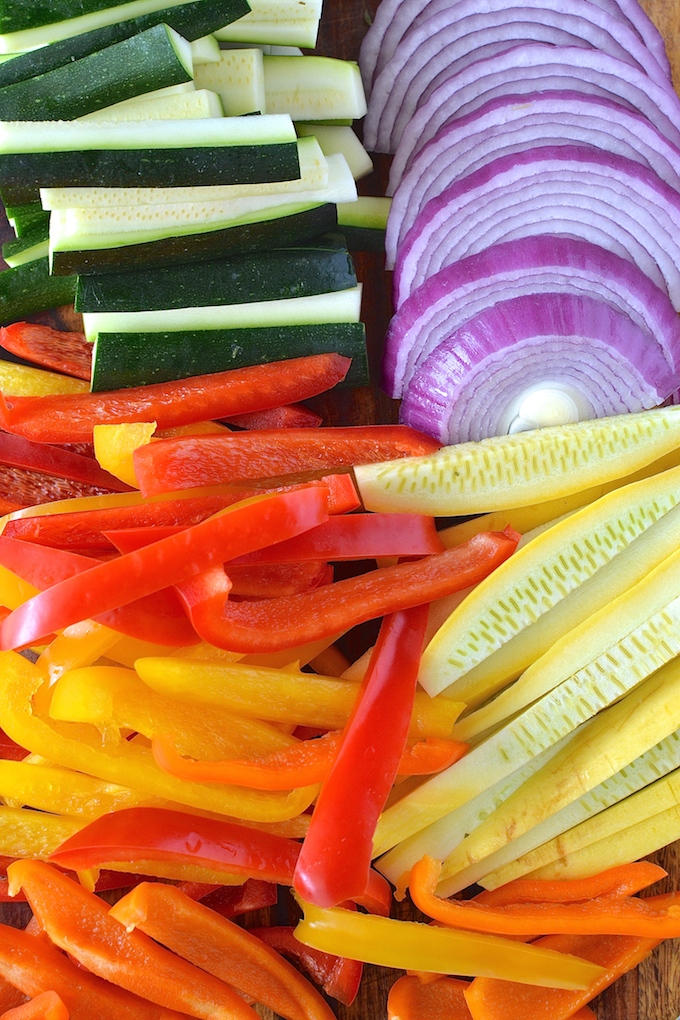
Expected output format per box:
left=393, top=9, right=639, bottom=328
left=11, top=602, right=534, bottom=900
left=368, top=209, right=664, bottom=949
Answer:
left=399, top=292, right=677, bottom=445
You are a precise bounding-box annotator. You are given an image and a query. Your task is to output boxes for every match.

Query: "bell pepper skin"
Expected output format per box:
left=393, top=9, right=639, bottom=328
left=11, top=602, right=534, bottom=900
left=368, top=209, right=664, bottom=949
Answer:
left=0, top=921, right=194, bottom=1020
left=409, top=856, right=680, bottom=937
left=0, top=487, right=329, bottom=651
left=224, top=403, right=323, bottom=429
left=109, top=882, right=337, bottom=1020
left=133, top=425, right=441, bottom=495
left=178, top=528, right=521, bottom=653
left=176, top=879, right=278, bottom=918
left=0, top=323, right=91, bottom=381
left=294, top=605, right=429, bottom=908
left=0, top=353, right=350, bottom=444
left=473, top=862, right=667, bottom=905
left=249, top=925, right=363, bottom=1007
left=0, top=431, right=131, bottom=492
left=0, top=990, right=69, bottom=1020
left=7, top=861, right=258, bottom=1020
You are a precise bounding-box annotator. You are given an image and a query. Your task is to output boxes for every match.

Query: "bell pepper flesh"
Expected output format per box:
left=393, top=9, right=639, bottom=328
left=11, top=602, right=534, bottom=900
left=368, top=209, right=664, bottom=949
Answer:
left=0, top=431, right=131, bottom=492
left=133, top=425, right=441, bottom=496
left=0, top=353, right=351, bottom=444
left=387, top=974, right=474, bottom=1020
left=224, top=403, right=323, bottom=430
left=178, top=528, right=520, bottom=653
left=109, top=881, right=337, bottom=1020
left=0, top=989, right=69, bottom=1020
left=7, top=860, right=259, bottom=1020
left=0, top=323, right=92, bottom=381
left=0, top=487, right=329, bottom=650
left=473, top=862, right=668, bottom=905
left=249, top=925, right=363, bottom=1007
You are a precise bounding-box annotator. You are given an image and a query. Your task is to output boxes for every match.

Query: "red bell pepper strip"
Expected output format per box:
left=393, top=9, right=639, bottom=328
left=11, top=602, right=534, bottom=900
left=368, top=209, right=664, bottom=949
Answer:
left=0, top=536, right=197, bottom=647
left=7, top=860, right=259, bottom=1020
left=224, top=403, right=322, bottom=429
left=0, top=464, right=122, bottom=509
left=152, top=730, right=467, bottom=789
left=133, top=425, right=441, bottom=496
left=0, top=431, right=131, bottom=492
left=175, top=878, right=278, bottom=918
left=0, top=487, right=329, bottom=650
left=177, top=528, right=521, bottom=653
left=109, top=882, right=337, bottom=1020
left=293, top=604, right=429, bottom=909
left=0, top=323, right=92, bottom=381
left=249, top=925, right=363, bottom=1007
left=0, top=990, right=69, bottom=1020
left=0, top=921, right=195, bottom=1020
left=0, top=353, right=350, bottom=444
left=0, top=728, right=27, bottom=761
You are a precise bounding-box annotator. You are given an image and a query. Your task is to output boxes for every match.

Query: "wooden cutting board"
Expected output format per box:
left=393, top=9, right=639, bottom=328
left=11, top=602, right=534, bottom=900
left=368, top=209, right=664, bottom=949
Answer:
left=2, top=1, right=680, bottom=1017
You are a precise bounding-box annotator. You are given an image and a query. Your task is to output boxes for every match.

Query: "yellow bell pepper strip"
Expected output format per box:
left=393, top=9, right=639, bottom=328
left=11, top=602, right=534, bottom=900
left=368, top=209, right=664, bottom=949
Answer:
left=0, top=323, right=92, bottom=381
left=130, top=656, right=465, bottom=739
left=461, top=894, right=680, bottom=1020
left=0, top=360, right=88, bottom=397
left=293, top=900, right=606, bottom=989
left=0, top=353, right=351, bottom=445
left=473, top=862, right=668, bottom=905
left=109, top=882, right=337, bottom=1020
left=151, top=730, right=467, bottom=789
left=0, top=806, right=82, bottom=861
left=408, top=855, right=680, bottom=937
left=248, top=925, right=363, bottom=1007
left=0, top=537, right=198, bottom=648
left=93, top=421, right=157, bottom=488
left=177, top=528, right=520, bottom=653
left=0, top=651, right=318, bottom=822
left=0, top=990, right=69, bottom=1020
left=0, top=759, right=152, bottom=818
left=35, top=619, right=122, bottom=686
left=133, top=425, right=441, bottom=496
left=0, top=486, right=329, bottom=651
left=0, top=921, right=195, bottom=1020
left=7, top=861, right=258, bottom=1020
left=293, top=605, right=429, bottom=909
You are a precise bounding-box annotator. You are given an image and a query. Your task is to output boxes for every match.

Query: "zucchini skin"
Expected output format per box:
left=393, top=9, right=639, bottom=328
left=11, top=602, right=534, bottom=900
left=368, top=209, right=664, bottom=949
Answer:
left=0, top=257, right=77, bottom=324
left=51, top=204, right=339, bottom=275
left=75, top=243, right=357, bottom=311
left=0, top=0, right=250, bottom=87
left=0, top=24, right=192, bottom=121
left=0, top=0, right=121, bottom=34
left=91, top=321, right=369, bottom=389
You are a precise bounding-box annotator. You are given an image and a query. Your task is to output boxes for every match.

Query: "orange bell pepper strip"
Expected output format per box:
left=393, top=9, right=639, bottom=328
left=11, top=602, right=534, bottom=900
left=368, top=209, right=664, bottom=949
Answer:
left=178, top=528, right=521, bottom=653
left=133, top=424, right=441, bottom=495
left=248, top=925, right=363, bottom=1007
left=109, top=881, right=337, bottom=1020
left=0, top=487, right=328, bottom=651
left=0, top=977, right=25, bottom=1016
left=474, top=862, right=668, bottom=906
left=7, top=861, right=258, bottom=1020
left=0, top=322, right=92, bottom=381
left=0, top=353, right=351, bottom=444
left=0, top=990, right=69, bottom=1020
left=0, top=921, right=195, bottom=1020
left=409, top=855, right=680, bottom=937
left=461, top=893, right=680, bottom=1020
left=387, top=976, right=598, bottom=1020
left=152, top=731, right=467, bottom=789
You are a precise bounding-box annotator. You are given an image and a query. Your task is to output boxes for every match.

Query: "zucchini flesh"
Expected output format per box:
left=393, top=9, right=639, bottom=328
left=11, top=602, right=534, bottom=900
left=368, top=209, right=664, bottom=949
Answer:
left=0, top=0, right=249, bottom=78
left=79, top=88, right=224, bottom=123
left=41, top=136, right=326, bottom=207
left=0, top=257, right=77, bottom=324
left=2, top=222, right=49, bottom=267
left=91, top=321, right=368, bottom=390
left=215, top=16, right=319, bottom=48
left=83, top=284, right=363, bottom=338
left=263, top=55, right=367, bottom=121
left=194, top=48, right=265, bottom=116
left=50, top=202, right=338, bottom=275
left=75, top=241, right=357, bottom=311
left=4, top=201, right=49, bottom=236
left=0, top=24, right=193, bottom=121
left=296, top=123, right=373, bottom=180
left=190, top=34, right=220, bottom=63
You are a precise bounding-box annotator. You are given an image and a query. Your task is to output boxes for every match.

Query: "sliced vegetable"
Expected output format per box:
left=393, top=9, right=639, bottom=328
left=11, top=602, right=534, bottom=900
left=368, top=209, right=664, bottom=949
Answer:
left=249, top=925, right=363, bottom=1006
left=0, top=322, right=91, bottom=380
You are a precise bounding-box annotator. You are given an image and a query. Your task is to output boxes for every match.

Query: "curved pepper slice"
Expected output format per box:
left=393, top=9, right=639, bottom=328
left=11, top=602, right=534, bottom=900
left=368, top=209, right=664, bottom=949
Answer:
left=177, top=528, right=520, bottom=653
left=249, top=925, right=363, bottom=1007
left=0, top=353, right=350, bottom=444
left=0, top=487, right=329, bottom=651
left=0, top=322, right=92, bottom=381
left=409, top=856, right=680, bottom=937
left=473, top=862, right=667, bottom=906
left=0, top=990, right=69, bottom=1020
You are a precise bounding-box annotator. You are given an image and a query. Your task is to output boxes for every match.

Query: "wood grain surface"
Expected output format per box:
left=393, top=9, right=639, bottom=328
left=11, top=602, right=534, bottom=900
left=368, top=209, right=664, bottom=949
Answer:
left=2, top=1, right=680, bottom=1018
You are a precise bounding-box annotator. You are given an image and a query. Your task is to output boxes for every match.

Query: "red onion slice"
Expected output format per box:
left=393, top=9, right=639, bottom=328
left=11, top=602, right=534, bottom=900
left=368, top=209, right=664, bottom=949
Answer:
left=385, top=91, right=680, bottom=268
left=359, top=0, right=670, bottom=91
left=363, top=1, right=668, bottom=153
left=384, top=236, right=680, bottom=400
left=399, top=293, right=678, bottom=444
left=388, top=44, right=680, bottom=191
left=393, top=145, right=680, bottom=308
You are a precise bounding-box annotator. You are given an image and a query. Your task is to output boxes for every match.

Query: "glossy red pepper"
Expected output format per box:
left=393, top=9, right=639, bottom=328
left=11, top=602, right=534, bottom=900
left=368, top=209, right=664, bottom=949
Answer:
left=294, top=605, right=429, bottom=909
left=176, top=529, right=521, bottom=653
left=133, top=425, right=441, bottom=496
left=224, top=403, right=322, bottom=429
left=0, top=353, right=350, bottom=443
left=175, top=879, right=278, bottom=918
left=0, top=323, right=92, bottom=381
left=0, top=431, right=130, bottom=492
left=249, top=925, right=363, bottom=1006
left=0, top=487, right=329, bottom=650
